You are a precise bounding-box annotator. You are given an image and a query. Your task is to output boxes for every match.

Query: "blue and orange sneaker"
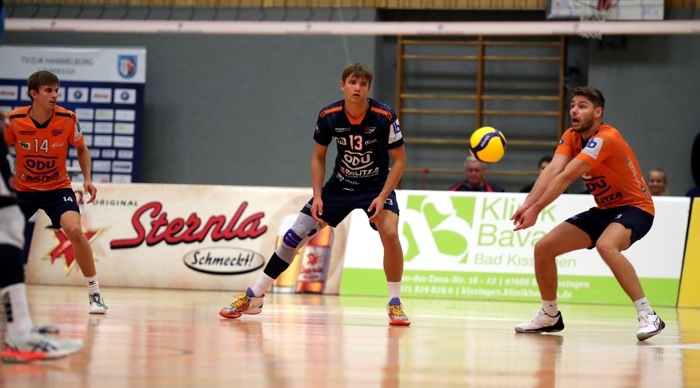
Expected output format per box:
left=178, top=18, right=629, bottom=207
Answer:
left=219, top=288, right=264, bottom=319
left=387, top=297, right=411, bottom=326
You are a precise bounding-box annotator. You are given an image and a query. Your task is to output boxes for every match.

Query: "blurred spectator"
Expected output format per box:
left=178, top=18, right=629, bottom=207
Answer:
left=687, top=186, right=700, bottom=198
left=449, top=156, right=504, bottom=192
left=520, top=156, right=552, bottom=193
left=647, top=168, right=669, bottom=196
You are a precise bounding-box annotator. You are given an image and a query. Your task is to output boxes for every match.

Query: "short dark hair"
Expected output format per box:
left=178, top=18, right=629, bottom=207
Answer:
left=571, top=86, right=605, bottom=110
left=342, top=63, right=373, bottom=85
left=538, top=156, right=552, bottom=168
left=27, top=71, right=60, bottom=101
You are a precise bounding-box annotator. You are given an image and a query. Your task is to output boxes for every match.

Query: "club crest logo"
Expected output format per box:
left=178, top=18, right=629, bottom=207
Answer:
left=118, top=55, right=137, bottom=79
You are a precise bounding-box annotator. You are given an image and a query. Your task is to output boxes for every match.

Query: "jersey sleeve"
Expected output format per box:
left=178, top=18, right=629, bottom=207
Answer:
left=387, top=110, right=403, bottom=149
left=2, top=115, right=15, bottom=147
left=575, top=130, right=618, bottom=168
left=313, top=114, right=333, bottom=146
left=69, top=116, right=85, bottom=147
left=554, top=130, right=575, bottom=159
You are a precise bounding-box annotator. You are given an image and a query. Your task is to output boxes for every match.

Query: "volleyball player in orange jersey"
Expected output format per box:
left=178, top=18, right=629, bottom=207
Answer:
left=3, top=71, right=107, bottom=314
left=510, top=87, right=663, bottom=341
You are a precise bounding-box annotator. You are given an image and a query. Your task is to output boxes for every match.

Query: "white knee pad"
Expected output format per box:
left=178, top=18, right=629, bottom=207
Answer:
left=275, top=213, right=325, bottom=264
left=0, top=205, right=25, bottom=249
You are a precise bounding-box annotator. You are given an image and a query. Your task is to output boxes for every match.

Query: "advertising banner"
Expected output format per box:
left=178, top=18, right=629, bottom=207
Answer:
left=0, top=45, right=146, bottom=183
left=341, top=191, right=689, bottom=306
left=25, top=184, right=350, bottom=294
left=678, top=198, right=700, bottom=308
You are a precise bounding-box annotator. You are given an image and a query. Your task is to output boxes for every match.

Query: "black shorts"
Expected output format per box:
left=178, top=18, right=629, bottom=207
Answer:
left=565, top=206, right=654, bottom=249
left=300, top=180, right=399, bottom=230
left=16, top=188, right=80, bottom=229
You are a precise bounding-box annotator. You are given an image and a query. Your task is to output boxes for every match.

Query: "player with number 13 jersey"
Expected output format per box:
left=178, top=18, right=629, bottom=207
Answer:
left=314, top=97, right=403, bottom=187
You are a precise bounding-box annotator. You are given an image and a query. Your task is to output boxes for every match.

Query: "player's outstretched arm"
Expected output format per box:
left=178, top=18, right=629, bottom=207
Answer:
left=368, top=145, right=405, bottom=223
left=513, top=157, right=591, bottom=231
left=511, top=153, right=568, bottom=224
left=310, top=143, right=328, bottom=223
left=76, top=143, right=97, bottom=203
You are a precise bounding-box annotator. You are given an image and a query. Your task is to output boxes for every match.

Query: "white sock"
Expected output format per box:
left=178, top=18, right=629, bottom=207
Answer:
left=388, top=282, right=401, bottom=300
left=87, top=275, right=100, bottom=295
left=634, top=297, right=654, bottom=316
left=1, top=283, right=34, bottom=338
left=542, top=299, right=558, bottom=317
left=251, top=274, right=274, bottom=297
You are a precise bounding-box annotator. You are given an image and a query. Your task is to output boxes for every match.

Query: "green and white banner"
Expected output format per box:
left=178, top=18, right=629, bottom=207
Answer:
left=340, top=191, right=689, bottom=306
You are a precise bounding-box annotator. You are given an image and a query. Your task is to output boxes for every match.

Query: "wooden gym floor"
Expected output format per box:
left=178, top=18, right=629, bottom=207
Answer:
left=1, top=285, right=698, bottom=387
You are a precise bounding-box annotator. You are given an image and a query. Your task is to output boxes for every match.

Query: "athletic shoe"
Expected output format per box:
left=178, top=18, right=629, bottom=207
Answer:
left=89, top=293, right=108, bottom=314
left=219, top=288, right=264, bottom=319
left=636, top=312, right=665, bottom=341
left=515, top=309, right=565, bottom=333
left=386, top=298, right=411, bottom=326
left=2, top=329, right=83, bottom=362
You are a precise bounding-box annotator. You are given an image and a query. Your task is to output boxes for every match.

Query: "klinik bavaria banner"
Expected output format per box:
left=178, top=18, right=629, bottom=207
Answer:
left=340, top=191, right=689, bottom=306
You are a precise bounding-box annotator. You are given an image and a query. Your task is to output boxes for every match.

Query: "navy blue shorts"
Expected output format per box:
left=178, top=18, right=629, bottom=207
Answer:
left=565, top=206, right=654, bottom=249
left=16, top=188, right=80, bottom=229
left=301, top=181, right=399, bottom=230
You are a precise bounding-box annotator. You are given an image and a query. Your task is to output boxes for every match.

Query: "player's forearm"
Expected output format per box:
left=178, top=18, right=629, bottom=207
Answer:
left=524, top=167, right=559, bottom=207
left=531, top=174, right=572, bottom=213
left=310, top=155, right=325, bottom=199
left=379, top=155, right=405, bottom=200
left=76, top=147, right=93, bottom=182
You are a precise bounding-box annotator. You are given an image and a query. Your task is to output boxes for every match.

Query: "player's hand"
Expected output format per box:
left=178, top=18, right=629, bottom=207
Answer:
left=83, top=180, right=97, bottom=204
left=310, top=198, right=324, bottom=223
left=513, top=207, right=539, bottom=231
left=368, top=197, right=385, bottom=224
left=510, top=204, right=530, bottom=227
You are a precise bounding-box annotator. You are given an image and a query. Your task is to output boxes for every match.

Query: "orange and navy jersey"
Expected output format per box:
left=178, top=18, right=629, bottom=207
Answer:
left=314, top=98, right=403, bottom=187
left=4, top=106, right=84, bottom=192
left=556, top=124, right=654, bottom=216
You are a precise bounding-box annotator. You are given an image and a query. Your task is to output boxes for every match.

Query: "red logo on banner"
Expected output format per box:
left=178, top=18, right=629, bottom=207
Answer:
left=43, top=228, right=103, bottom=275
left=110, top=201, right=267, bottom=249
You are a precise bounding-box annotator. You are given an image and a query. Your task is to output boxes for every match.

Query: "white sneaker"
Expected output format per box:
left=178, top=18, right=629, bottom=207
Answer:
left=636, top=312, right=665, bottom=341
left=89, top=293, right=108, bottom=314
left=515, top=309, right=565, bottom=333
left=2, top=329, right=83, bottom=362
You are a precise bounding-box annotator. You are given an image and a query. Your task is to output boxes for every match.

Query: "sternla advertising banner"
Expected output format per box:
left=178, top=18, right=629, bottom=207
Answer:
left=25, top=184, right=350, bottom=294
left=0, top=45, right=145, bottom=183
left=340, top=191, right=689, bottom=306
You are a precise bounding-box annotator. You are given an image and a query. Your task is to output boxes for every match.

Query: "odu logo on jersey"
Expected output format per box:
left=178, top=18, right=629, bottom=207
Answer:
left=24, top=156, right=58, bottom=174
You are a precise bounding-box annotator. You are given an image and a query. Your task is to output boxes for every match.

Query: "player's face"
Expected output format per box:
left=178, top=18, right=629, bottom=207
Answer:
left=648, top=172, right=666, bottom=196
left=32, top=84, right=59, bottom=110
left=341, top=75, right=371, bottom=103
left=570, top=96, right=600, bottom=133
left=465, top=161, right=485, bottom=186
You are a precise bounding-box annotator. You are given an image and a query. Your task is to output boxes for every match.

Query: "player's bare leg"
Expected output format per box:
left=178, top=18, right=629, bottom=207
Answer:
left=596, top=223, right=664, bottom=340
left=515, top=222, right=590, bottom=334
left=375, top=211, right=409, bottom=326
left=60, top=211, right=107, bottom=314
left=220, top=213, right=324, bottom=319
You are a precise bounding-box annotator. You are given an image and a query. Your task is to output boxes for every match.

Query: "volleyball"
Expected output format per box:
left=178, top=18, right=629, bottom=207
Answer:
left=469, top=126, right=507, bottom=163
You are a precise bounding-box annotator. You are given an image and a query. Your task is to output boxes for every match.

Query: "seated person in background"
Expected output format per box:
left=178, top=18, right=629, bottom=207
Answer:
left=449, top=156, right=504, bottom=192
left=647, top=168, right=669, bottom=196
left=686, top=186, right=700, bottom=198
left=520, top=156, right=552, bottom=193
